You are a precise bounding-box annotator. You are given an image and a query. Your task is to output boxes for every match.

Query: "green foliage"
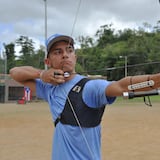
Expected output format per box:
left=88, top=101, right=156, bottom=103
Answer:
left=0, top=59, right=5, bottom=73
left=3, top=43, right=16, bottom=73
left=95, top=24, right=117, bottom=48
left=2, top=20, right=160, bottom=80
left=15, top=36, right=36, bottom=66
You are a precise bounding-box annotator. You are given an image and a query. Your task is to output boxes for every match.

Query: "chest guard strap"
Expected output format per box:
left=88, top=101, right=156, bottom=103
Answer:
left=55, top=78, right=105, bottom=127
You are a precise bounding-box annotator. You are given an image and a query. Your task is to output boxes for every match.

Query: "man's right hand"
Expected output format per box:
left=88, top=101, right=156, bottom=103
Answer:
left=40, top=68, right=65, bottom=85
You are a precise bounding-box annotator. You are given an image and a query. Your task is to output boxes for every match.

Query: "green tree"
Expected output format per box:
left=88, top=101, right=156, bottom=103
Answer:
left=3, top=43, right=16, bottom=73
left=2, top=20, right=160, bottom=80
left=32, top=46, right=45, bottom=69
left=95, top=24, right=117, bottom=48
left=16, top=36, right=35, bottom=66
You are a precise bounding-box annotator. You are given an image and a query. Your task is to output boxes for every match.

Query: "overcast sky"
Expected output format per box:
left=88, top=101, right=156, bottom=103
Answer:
left=0, top=0, right=160, bottom=50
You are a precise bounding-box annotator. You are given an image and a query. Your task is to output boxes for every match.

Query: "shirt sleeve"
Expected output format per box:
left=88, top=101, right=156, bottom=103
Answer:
left=82, top=79, right=116, bottom=108
left=35, top=79, right=53, bottom=101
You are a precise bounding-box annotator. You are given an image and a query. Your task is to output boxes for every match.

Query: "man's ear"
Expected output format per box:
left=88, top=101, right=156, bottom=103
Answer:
left=44, top=58, right=51, bottom=67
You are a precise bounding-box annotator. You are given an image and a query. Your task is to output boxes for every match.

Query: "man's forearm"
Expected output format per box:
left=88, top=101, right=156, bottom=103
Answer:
left=10, top=66, right=65, bottom=85
left=119, top=73, right=160, bottom=92
left=10, top=66, right=42, bottom=82
left=106, top=73, right=160, bottom=97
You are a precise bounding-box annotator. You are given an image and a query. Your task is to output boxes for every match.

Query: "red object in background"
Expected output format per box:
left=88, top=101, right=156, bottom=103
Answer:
left=17, top=96, right=26, bottom=104
left=17, top=87, right=31, bottom=104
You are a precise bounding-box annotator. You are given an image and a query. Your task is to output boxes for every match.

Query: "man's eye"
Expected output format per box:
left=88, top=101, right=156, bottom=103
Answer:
left=67, top=47, right=74, bottom=53
left=53, top=49, right=62, bottom=55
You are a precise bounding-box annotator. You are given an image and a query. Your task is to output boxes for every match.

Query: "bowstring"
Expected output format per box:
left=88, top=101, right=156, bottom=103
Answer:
left=70, top=0, right=82, bottom=37
left=62, top=88, right=95, bottom=160
left=64, top=0, right=95, bottom=159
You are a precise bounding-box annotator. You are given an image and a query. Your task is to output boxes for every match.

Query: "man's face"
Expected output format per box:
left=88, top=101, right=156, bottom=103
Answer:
left=46, top=41, right=77, bottom=73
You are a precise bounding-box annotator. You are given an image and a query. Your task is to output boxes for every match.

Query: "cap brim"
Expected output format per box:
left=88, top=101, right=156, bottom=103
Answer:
left=47, top=35, right=74, bottom=53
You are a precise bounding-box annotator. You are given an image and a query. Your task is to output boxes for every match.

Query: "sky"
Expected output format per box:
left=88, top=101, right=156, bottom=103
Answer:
left=0, top=0, right=160, bottom=54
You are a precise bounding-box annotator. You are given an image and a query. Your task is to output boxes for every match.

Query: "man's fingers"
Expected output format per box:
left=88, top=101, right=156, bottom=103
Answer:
left=51, top=72, right=65, bottom=84
left=53, top=71, right=63, bottom=77
left=56, top=79, right=65, bottom=84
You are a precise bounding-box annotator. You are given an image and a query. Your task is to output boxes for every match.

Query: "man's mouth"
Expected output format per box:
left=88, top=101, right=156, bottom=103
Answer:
left=62, top=60, right=71, bottom=66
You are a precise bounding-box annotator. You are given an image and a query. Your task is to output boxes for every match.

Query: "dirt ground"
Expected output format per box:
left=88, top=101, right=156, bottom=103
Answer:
left=0, top=101, right=160, bottom=160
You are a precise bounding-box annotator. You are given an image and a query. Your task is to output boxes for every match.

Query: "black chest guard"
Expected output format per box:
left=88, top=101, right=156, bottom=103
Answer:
left=55, top=78, right=105, bottom=127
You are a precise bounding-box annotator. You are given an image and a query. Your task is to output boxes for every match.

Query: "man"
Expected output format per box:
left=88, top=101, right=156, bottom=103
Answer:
left=10, top=33, right=160, bottom=160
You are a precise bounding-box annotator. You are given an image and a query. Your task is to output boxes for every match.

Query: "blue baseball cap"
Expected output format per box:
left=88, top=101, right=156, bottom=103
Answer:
left=46, top=34, right=74, bottom=54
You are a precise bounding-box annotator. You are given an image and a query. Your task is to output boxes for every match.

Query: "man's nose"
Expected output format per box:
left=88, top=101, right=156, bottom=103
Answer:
left=62, top=50, right=69, bottom=58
